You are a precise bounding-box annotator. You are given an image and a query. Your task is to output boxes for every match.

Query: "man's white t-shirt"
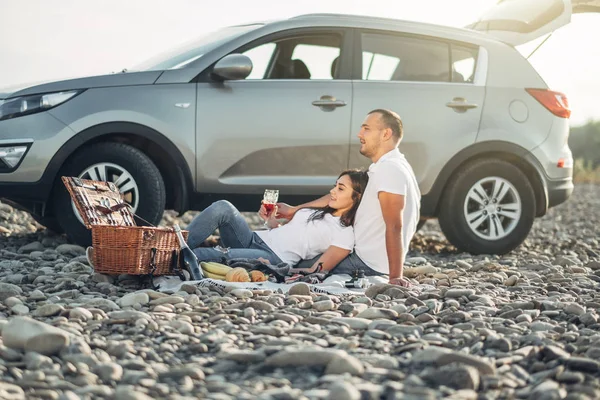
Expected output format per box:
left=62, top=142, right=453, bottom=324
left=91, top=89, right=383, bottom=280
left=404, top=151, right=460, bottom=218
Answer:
left=255, top=209, right=354, bottom=265
left=354, top=149, right=421, bottom=274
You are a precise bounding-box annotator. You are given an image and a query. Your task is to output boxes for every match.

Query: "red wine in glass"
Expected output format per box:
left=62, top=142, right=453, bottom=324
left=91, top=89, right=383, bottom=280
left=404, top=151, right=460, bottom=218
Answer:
left=263, top=202, right=275, bottom=215
left=263, top=189, right=279, bottom=217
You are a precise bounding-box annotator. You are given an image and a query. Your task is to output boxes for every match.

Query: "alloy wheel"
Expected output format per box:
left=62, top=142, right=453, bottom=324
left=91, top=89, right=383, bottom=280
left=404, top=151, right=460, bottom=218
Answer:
left=463, top=176, right=522, bottom=241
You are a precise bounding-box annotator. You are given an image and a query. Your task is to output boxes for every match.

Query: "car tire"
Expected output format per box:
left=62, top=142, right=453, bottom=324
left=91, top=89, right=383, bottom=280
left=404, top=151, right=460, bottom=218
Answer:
left=438, top=158, right=535, bottom=255
left=52, top=142, right=166, bottom=246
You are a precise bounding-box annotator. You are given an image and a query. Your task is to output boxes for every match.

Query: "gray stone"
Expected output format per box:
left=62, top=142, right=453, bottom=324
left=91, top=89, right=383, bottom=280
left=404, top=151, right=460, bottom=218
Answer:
left=56, top=244, right=86, bottom=256
left=85, top=298, right=120, bottom=311
left=264, top=348, right=344, bottom=368
left=219, top=349, right=266, bottom=363
left=0, top=345, right=22, bottom=361
left=29, top=290, right=47, bottom=301
left=313, top=300, right=335, bottom=312
left=529, top=380, right=566, bottom=400
left=95, top=362, right=124, bottom=382
left=114, top=386, right=153, bottom=400
left=324, top=353, right=364, bottom=376
left=404, top=265, right=438, bottom=278
left=427, top=364, right=480, bottom=390
left=33, top=304, right=64, bottom=317
left=108, top=310, right=151, bottom=320
left=436, top=351, right=496, bottom=375
left=331, top=317, right=370, bottom=330
left=11, top=304, right=29, bottom=315
left=158, top=366, right=205, bottom=381
left=355, top=307, right=398, bottom=320
left=564, top=303, right=586, bottom=316
left=18, top=241, right=44, bottom=253
left=445, top=289, right=476, bottom=298
left=244, top=301, right=275, bottom=312
left=0, top=283, right=22, bottom=301
left=2, top=317, right=71, bottom=356
left=411, top=347, right=454, bottom=364
left=328, top=381, right=361, bottom=400
left=70, top=307, right=94, bottom=321
left=229, top=289, right=253, bottom=299
left=566, top=357, right=600, bottom=373
left=0, top=382, right=25, bottom=400
left=149, top=295, right=185, bottom=305
left=288, top=283, right=311, bottom=296
left=118, top=292, right=150, bottom=307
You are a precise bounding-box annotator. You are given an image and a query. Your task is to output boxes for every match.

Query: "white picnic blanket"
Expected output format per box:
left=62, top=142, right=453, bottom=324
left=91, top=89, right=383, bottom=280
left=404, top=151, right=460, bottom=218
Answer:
left=154, top=273, right=391, bottom=295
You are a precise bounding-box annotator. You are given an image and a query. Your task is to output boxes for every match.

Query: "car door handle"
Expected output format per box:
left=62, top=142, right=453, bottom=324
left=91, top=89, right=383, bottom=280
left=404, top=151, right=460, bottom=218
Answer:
left=446, top=97, right=478, bottom=112
left=312, top=95, right=347, bottom=110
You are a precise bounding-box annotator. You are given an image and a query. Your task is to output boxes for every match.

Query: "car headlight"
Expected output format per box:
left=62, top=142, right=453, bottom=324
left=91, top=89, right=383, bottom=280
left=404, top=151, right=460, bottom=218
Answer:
left=0, top=90, right=83, bottom=121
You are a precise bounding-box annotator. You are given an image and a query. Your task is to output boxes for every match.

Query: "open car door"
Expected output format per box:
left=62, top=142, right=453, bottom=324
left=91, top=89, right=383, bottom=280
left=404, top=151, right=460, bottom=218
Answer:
left=466, top=0, right=600, bottom=46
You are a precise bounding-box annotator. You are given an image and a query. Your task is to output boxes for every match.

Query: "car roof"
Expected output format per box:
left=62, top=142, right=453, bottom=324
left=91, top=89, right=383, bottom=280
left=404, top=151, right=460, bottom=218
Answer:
left=253, top=13, right=498, bottom=45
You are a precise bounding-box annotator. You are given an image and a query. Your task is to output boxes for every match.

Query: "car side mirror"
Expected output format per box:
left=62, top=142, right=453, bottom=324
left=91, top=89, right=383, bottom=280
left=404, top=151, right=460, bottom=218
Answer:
left=211, top=54, right=253, bottom=81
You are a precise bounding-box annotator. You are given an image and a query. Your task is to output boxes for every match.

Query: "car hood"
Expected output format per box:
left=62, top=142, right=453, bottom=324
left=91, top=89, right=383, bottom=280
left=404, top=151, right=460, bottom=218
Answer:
left=0, top=70, right=164, bottom=99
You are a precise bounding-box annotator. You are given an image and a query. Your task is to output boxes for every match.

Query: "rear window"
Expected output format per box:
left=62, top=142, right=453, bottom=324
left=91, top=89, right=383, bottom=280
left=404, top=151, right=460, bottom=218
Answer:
left=451, top=44, right=478, bottom=83
left=360, top=32, right=479, bottom=83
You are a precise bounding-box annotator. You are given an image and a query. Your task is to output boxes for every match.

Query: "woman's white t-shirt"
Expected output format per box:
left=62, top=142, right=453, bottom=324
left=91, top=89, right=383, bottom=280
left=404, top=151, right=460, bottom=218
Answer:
left=255, top=209, right=354, bottom=265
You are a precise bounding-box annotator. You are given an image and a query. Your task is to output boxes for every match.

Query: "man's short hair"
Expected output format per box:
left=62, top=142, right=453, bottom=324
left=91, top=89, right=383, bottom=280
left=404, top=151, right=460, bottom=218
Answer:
left=368, top=109, right=403, bottom=141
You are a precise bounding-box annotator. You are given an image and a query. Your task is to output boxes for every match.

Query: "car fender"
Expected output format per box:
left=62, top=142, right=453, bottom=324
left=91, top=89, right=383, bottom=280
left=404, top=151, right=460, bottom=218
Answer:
left=421, top=140, right=549, bottom=218
left=42, top=121, right=194, bottom=214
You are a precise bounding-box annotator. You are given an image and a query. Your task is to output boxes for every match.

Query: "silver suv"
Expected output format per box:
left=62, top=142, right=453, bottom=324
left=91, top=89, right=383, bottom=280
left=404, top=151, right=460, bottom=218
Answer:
left=1, top=0, right=594, bottom=254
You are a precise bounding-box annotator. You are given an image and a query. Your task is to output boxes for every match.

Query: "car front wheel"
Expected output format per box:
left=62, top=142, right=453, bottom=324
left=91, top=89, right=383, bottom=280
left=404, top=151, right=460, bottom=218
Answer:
left=438, top=158, right=535, bottom=255
left=52, top=142, right=166, bottom=246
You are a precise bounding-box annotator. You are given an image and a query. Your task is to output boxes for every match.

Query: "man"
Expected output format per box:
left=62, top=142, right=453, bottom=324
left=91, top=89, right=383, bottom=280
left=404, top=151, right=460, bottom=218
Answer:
left=277, top=109, right=421, bottom=287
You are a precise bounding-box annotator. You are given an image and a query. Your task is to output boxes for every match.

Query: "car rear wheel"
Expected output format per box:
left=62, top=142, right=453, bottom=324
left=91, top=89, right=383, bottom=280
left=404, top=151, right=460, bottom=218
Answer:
left=52, top=142, right=166, bottom=246
left=438, top=158, right=535, bottom=255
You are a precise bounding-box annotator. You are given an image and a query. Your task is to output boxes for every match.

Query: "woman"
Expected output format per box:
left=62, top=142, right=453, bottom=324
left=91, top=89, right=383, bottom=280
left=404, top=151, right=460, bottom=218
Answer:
left=186, top=169, right=368, bottom=274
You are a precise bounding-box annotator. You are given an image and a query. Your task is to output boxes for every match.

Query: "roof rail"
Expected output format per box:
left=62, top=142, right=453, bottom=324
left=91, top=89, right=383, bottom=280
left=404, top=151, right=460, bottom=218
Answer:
left=289, top=13, right=407, bottom=24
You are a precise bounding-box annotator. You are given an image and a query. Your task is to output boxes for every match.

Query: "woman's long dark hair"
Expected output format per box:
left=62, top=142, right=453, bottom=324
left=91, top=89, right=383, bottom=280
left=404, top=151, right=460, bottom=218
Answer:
left=307, top=169, right=369, bottom=227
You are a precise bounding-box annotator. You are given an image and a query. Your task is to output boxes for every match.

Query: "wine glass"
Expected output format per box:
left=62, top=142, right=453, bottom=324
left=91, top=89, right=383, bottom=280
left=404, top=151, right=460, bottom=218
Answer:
left=263, top=189, right=279, bottom=218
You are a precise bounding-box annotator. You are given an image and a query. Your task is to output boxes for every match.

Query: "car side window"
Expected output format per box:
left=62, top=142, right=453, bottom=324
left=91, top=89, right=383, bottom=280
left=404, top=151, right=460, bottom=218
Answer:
left=451, top=44, right=478, bottom=83
left=360, top=32, right=450, bottom=82
left=241, top=34, right=342, bottom=80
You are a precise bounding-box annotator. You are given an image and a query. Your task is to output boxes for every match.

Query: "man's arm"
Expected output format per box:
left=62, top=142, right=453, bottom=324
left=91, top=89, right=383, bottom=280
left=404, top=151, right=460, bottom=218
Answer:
left=378, top=191, right=408, bottom=285
left=276, top=194, right=330, bottom=219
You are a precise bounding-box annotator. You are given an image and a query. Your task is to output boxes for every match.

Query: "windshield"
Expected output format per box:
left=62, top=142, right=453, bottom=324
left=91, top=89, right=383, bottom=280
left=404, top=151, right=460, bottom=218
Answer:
left=131, top=24, right=264, bottom=71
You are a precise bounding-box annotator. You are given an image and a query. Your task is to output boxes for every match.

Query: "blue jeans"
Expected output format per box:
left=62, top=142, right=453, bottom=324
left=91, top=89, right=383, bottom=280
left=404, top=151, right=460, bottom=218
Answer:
left=294, top=252, right=385, bottom=276
left=186, top=200, right=283, bottom=265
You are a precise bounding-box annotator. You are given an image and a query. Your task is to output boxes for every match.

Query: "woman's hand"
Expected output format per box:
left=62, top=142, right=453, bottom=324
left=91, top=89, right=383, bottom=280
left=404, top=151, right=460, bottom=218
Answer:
left=275, top=203, right=297, bottom=220
left=259, top=203, right=280, bottom=229
left=389, top=277, right=411, bottom=287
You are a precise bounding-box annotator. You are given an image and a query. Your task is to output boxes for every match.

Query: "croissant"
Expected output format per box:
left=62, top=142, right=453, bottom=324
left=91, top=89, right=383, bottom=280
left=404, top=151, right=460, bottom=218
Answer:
left=250, top=270, right=267, bottom=282
left=225, top=267, right=251, bottom=282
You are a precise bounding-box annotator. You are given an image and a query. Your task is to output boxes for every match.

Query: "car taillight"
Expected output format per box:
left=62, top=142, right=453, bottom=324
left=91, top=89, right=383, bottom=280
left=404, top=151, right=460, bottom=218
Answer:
left=526, top=88, right=571, bottom=119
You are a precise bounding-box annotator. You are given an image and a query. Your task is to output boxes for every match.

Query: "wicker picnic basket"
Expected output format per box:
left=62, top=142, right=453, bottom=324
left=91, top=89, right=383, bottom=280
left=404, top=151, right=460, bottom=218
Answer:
left=61, top=176, right=187, bottom=276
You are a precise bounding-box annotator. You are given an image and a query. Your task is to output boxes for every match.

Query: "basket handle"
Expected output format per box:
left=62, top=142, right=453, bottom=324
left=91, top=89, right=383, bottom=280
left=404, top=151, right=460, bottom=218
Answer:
left=95, top=201, right=157, bottom=228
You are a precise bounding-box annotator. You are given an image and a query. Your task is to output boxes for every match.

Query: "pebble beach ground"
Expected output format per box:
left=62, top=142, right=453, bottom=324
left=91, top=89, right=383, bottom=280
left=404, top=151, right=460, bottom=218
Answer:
left=0, top=184, right=598, bottom=400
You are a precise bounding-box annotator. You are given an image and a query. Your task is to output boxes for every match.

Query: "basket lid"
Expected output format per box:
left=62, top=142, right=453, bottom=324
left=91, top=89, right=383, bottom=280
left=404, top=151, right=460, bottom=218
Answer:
left=61, top=176, right=136, bottom=229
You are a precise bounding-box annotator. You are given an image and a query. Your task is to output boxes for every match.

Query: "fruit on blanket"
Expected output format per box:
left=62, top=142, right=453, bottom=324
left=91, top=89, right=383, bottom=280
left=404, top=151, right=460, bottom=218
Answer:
left=203, top=270, right=226, bottom=280
left=225, top=267, right=250, bottom=282
left=250, top=270, right=267, bottom=282
left=201, top=261, right=232, bottom=275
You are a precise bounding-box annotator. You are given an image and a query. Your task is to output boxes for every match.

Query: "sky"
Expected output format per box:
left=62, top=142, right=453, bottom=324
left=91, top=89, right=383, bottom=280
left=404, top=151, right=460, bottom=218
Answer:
left=0, top=0, right=598, bottom=126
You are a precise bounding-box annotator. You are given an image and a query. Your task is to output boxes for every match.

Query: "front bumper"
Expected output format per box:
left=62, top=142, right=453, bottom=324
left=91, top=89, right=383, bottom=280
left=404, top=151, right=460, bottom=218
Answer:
left=547, top=176, right=574, bottom=208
